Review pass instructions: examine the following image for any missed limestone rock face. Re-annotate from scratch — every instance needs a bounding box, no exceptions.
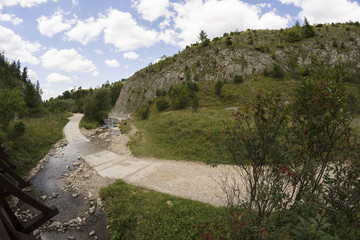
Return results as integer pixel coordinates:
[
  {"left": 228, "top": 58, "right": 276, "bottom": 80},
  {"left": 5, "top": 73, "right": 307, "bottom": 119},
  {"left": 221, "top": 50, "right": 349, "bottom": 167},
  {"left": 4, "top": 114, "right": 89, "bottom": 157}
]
[{"left": 111, "top": 28, "right": 360, "bottom": 117}]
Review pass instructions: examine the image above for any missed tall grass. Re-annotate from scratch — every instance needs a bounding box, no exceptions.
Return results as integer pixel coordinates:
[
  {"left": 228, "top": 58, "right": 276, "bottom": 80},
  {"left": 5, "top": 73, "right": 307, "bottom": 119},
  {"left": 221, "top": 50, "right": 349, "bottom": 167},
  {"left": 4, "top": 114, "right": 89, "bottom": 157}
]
[
  {"left": 130, "top": 108, "right": 233, "bottom": 163},
  {"left": 1, "top": 114, "right": 69, "bottom": 175}
]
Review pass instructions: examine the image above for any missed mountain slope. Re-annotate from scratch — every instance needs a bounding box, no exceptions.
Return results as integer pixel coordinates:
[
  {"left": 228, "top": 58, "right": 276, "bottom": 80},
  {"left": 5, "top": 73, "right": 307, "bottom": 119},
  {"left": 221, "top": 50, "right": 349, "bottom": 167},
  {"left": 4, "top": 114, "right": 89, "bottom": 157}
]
[{"left": 112, "top": 23, "right": 360, "bottom": 117}]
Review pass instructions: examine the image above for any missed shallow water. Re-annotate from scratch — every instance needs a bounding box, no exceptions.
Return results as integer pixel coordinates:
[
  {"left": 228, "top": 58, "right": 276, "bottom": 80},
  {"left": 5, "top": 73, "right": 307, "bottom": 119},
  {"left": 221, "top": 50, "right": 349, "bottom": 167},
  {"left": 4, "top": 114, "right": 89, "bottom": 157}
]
[{"left": 26, "top": 142, "right": 111, "bottom": 240}]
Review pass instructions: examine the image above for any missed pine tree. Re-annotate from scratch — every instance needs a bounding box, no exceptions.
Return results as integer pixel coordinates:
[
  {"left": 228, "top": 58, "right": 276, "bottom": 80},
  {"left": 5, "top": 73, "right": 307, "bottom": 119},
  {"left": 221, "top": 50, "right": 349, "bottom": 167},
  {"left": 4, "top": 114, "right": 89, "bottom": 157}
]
[{"left": 302, "top": 17, "right": 315, "bottom": 38}]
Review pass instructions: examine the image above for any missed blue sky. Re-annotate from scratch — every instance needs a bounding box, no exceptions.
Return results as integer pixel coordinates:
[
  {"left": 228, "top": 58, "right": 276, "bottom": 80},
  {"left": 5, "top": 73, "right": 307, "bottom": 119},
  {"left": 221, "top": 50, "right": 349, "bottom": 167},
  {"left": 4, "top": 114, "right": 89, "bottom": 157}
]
[{"left": 0, "top": 0, "right": 360, "bottom": 100}]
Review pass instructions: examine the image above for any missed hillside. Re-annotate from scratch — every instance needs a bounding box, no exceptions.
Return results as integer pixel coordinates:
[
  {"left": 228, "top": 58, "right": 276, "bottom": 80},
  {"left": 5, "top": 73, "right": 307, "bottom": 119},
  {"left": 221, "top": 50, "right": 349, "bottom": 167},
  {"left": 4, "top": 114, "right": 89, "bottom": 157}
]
[{"left": 112, "top": 22, "right": 360, "bottom": 116}]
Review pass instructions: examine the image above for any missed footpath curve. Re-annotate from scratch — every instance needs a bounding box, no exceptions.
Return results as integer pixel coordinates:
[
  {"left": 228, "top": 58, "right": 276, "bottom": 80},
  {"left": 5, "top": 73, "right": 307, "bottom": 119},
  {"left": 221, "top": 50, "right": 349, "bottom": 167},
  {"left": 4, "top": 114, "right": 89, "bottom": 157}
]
[{"left": 64, "top": 114, "right": 241, "bottom": 206}]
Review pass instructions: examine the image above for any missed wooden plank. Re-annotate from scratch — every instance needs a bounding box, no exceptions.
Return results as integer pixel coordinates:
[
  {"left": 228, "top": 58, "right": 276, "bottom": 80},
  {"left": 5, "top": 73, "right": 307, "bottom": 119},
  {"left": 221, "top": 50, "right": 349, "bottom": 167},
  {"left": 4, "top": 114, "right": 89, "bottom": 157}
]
[
  {"left": 0, "top": 160, "right": 30, "bottom": 189},
  {"left": 0, "top": 146, "right": 16, "bottom": 169}
]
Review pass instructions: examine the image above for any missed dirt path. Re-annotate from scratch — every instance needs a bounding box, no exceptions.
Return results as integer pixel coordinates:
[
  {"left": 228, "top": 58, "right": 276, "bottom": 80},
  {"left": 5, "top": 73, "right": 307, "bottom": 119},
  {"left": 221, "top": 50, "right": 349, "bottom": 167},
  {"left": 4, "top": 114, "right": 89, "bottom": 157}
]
[{"left": 68, "top": 114, "right": 242, "bottom": 206}]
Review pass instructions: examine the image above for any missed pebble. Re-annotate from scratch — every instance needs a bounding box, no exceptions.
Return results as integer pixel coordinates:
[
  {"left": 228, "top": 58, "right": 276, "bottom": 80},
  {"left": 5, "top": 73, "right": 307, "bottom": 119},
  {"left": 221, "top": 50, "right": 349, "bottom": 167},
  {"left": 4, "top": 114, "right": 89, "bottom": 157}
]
[
  {"left": 89, "top": 206, "right": 95, "bottom": 214},
  {"left": 67, "top": 236, "right": 76, "bottom": 240},
  {"left": 72, "top": 193, "right": 79, "bottom": 198},
  {"left": 40, "top": 195, "right": 47, "bottom": 201},
  {"left": 89, "top": 230, "right": 96, "bottom": 236},
  {"left": 23, "top": 187, "right": 32, "bottom": 192},
  {"left": 166, "top": 200, "right": 173, "bottom": 206}
]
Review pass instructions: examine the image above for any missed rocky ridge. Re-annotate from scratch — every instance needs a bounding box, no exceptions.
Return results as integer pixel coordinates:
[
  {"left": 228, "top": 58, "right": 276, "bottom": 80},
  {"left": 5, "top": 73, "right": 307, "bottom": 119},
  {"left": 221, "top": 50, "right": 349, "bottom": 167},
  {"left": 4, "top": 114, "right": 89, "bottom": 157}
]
[{"left": 112, "top": 24, "right": 360, "bottom": 117}]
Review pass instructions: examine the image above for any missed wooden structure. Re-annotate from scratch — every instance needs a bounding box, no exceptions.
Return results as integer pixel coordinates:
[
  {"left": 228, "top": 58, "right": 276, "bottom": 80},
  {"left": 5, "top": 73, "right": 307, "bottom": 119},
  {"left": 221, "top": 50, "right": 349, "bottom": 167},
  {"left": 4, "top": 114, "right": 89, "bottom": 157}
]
[{"left": 0, "top": 146, "right": 59, "bottom": 239}]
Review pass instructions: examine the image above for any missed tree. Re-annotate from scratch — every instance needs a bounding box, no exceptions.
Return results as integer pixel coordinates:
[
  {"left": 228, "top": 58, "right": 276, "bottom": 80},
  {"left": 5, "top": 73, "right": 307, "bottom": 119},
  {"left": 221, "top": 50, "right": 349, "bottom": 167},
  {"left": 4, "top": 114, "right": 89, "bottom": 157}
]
[
  {"left": 302, "top": 17, "right": 315, "bottom": 38},
  {"left": 0, "top": 88, "right": 25, "bottom": 129},
  {"left": 84, "top": 88, "right": 111, "bottom": 123},
  {"left": 198, "top": 30, "right": 210, "bottom": 47},
  {"left": 23, "top": 80, "right": 43, "bottom": 114},
  {"left": 110, "top": 81, "right": 123, "bottom": 106},
  {"left": 21, "top": 67, "right": 28, "bottom": 82}
]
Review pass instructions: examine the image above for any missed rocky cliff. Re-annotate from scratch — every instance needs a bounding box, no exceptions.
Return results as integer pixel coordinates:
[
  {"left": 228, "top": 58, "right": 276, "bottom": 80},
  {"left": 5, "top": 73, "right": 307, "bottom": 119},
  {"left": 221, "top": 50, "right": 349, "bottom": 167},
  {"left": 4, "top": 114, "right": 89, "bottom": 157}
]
[{"left": 112, "top": 23, "right": 360, "bottom": 117}]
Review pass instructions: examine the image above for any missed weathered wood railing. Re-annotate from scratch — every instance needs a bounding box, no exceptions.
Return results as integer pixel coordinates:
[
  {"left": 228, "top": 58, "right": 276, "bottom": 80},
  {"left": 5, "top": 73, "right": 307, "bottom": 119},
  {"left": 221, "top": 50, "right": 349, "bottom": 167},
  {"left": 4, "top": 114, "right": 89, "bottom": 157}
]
[{"left": 0, "top": 146, "right": 59, "bottom": 239}]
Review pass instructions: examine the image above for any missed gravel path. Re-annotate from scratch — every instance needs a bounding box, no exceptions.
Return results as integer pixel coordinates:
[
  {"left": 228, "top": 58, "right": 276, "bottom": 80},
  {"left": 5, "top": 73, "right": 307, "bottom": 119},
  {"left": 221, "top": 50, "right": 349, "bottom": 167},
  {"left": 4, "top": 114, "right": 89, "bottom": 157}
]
[{"left": 67, "top": 114, "right": 244, "bottom": 206}]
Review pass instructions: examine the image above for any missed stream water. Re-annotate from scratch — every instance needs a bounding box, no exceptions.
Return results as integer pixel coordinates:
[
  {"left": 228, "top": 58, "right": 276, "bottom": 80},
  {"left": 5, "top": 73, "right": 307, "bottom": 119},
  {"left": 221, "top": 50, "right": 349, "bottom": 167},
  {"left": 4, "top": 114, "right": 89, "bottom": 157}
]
[{"left": 25, "top": 142, "right": 111, "bottom": 240}]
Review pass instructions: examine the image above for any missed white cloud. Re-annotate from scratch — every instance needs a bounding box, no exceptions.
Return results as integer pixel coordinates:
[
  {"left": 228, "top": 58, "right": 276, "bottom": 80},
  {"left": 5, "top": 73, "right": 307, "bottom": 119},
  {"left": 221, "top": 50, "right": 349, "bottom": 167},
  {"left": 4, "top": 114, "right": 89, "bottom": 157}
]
[
  {"left": 40, "top": 48, "right": 96, "bottom": 73},
  {"left": 42, "top": 88, "right": 63, "bottom": 100},
  {"left": 105, "top": 59, "right": 120, "bottom": 67},
  {"left": 172, "top": 0, "right": 289, "bottom": 47},
  {"left": 0, "top": 10, "right": 23, "bottom": 25},
  {"left": 132, "top": 0, "right": 171, "bottom": 22},
  {"left": 103, "top": 9, "right": 158, "bottom": 51},
  {"left": 37, "top": 11, "right": 74, "bottom": 37},
  {"left": 46, "top": 72, "right": 72, "bottom": 83},
  {"left": 159, "top": 18, "right": 170, "bottom": 29},
  {"left": 65, "top": 16, "right": 106, "bottom": 45},
  {"left": 123, "top": 51, "right": 139, "bottom": 59},
  {"left": 158, "top": 29, "right": 178, "bottom": 45},
  {"left": 92, "top": 71, "right": 99, "bottom": 77},
  {"left": 0, "top": 0, "right": 47, "bottom": 8},
  {"left": 0, "top": 25, "right": 40, "bottom": 64},
  {"left": 72, "top": 0, "right": 78, "bottom": 6},
  {"left": 27, "top": 69, "right": 38, "bottom": 82},
  {"left": 94, "top": 49, "right": 103, "bottom": 55},
  {"left": 280, "top": 0, "right": 360, "bottom": 23},
  {"left": 64, "top": 8, "right": 159, "bottom": 51}
]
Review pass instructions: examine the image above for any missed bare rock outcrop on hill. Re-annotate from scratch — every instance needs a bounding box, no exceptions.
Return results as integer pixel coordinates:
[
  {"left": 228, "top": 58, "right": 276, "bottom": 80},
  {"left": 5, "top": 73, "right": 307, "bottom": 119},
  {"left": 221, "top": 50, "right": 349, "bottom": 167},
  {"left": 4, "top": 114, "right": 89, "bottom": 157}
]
[{"left": 112, "top": 26, "right": 360, "bottom": 117}]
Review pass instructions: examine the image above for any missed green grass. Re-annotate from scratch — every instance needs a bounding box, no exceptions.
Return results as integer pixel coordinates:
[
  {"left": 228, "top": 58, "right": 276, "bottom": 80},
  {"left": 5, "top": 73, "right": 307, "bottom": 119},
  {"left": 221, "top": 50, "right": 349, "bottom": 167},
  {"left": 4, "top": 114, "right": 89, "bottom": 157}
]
[
  {"left": 79, "top": 117, "right": 100, "bottom": 129},
  {"left": 1, "top": 114, "right": 70, "bottom": 175},
  {"left": 130, "top": 108, "right": 232, "bottom": 163},
  {"left": 128, "top": 75, "right": 296, "bottom": 163},
  {"left": 118, "top": 120, "right": 131, "bottom": 134},
  {"left": 100, "top": 180, "right": 228, "bottom": 240}
]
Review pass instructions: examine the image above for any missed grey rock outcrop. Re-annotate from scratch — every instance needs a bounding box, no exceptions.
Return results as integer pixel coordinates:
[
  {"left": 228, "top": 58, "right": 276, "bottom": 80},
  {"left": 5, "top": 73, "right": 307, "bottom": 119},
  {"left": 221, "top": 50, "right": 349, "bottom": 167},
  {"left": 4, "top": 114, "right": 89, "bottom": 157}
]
[{"left": 111, "top": 27, "right": 360, "bottom": 117}]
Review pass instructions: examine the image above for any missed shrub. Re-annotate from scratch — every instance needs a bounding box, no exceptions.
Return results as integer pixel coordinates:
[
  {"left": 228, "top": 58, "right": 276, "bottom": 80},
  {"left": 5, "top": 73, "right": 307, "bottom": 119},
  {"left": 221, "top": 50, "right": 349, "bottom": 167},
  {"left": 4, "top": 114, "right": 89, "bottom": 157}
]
[
  {"left": 139, "top": 104, "right": 150, "bottom": 119},
  {"left": 156, "top": 97, "right": 169, "bottom": 112},
  {"left": 155, "top": 89, "right": 162, "bottom": 97},
  {"left": 271, "top": 64, "right": 285, "bottom": 78},
  {"left": 192, "top": 96, "right": 199, "bottom": 112},
  {"left": 225, "top": 37, "right": 232, "bottom": 46},
  {"left": 222, "top": 64, "right": 359, "bottom": 238},
  {"left": 346, "top": 92, "right": 360, "bottom": 113},
  {"left": 186, "top": 81, "right": 199, "bottom": 92},
  {"left": 285, "top": 28, "right": 302, "bottom": 42},
  {"left": 7, "top": 121, "right": 26, "bottom": 142},
  {"left": 214, "top": 80, "right": 224, "bottom": 96},
  {"left": 332, "top": 39, "right": 338, "bottom": 48},
  {"left": 169, "top": 84, "right": 191, "bottom": 109},
  {"left": 255, "top": 44, "right": 270, "bottom": 53},
  {"left": 233, "top": 75, "right": 243, "bottom": 84}
]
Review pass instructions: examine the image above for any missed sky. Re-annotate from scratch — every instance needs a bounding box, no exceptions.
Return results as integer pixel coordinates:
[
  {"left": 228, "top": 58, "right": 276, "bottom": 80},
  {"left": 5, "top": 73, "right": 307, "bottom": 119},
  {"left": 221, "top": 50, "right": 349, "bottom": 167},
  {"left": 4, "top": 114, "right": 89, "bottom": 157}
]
[{"left": 1, "top": 0, "right": 360, "bottom": 100}]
